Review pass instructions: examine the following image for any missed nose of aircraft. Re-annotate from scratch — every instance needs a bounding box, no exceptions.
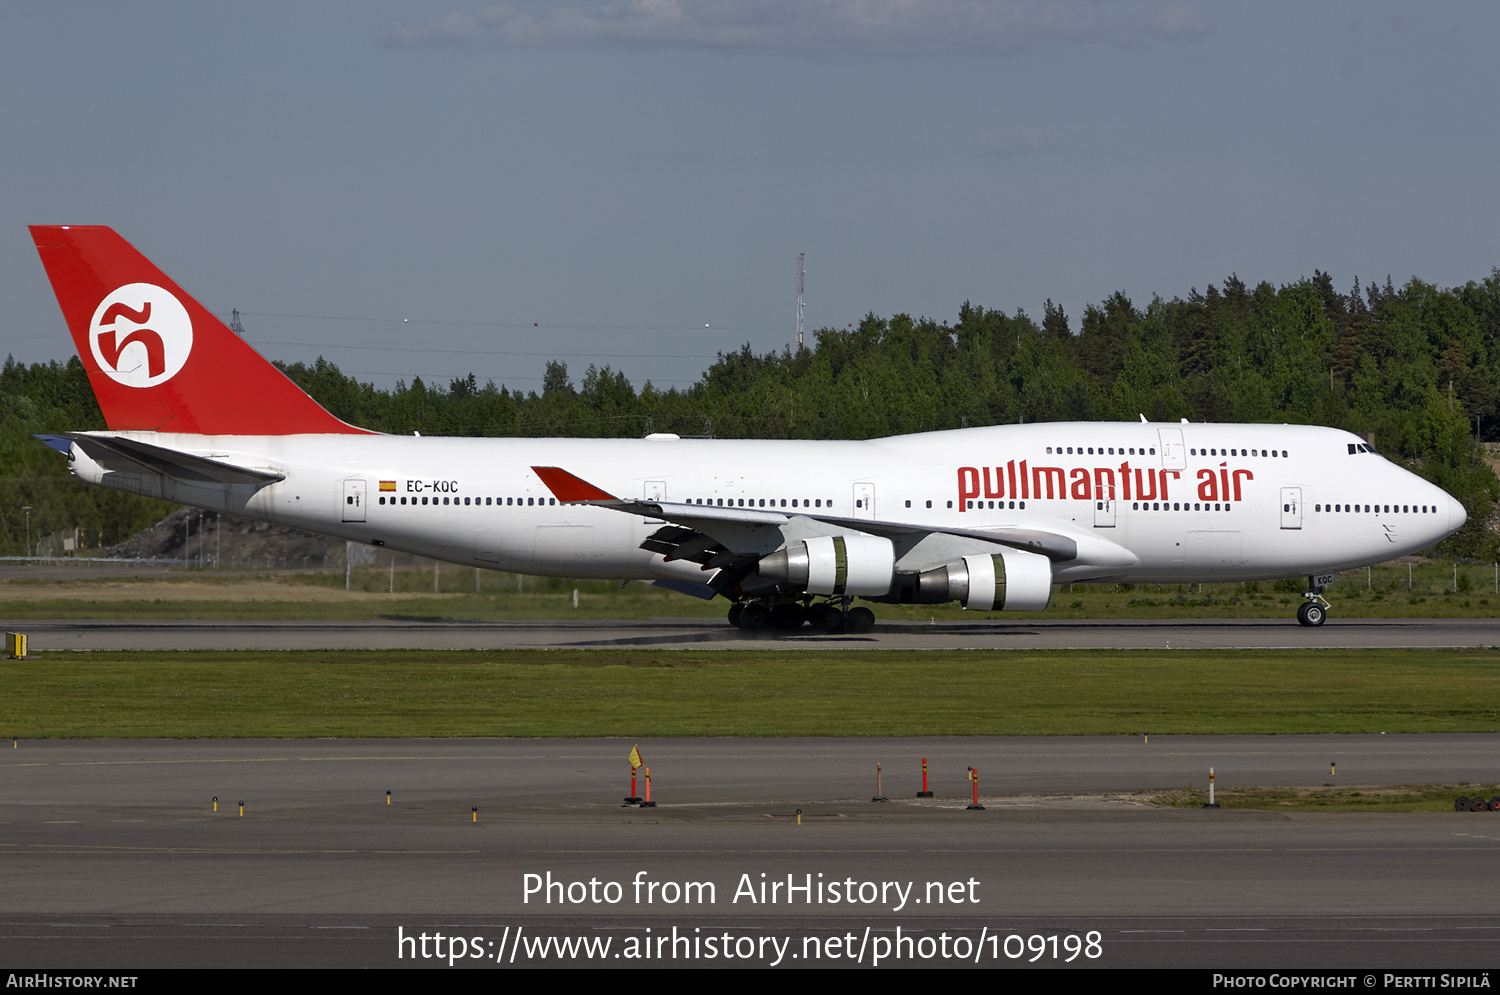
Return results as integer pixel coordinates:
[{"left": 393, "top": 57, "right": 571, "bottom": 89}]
[{"left": 1451, "top": 496, "right": 1468, "bottom": 533}]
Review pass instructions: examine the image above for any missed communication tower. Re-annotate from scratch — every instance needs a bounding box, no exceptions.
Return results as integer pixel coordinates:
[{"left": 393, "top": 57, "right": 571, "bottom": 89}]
[{"left": 796, "top": 253, "right": 805, "bottom": 352}]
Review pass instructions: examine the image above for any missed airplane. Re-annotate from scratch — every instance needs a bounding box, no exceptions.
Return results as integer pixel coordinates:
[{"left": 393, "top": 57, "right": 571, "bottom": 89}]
[{"left": 27, "top": 225, "right": 1467, "bottom": 631}]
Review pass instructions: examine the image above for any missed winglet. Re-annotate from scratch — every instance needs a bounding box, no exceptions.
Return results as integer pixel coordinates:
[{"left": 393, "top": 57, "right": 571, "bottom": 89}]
[{"left": 531, "top": 466, "right": 618, "bottom": 502}]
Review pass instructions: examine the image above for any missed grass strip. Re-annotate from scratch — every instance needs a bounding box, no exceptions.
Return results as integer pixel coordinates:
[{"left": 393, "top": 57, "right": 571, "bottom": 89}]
[
  {"left": 1, "top": 647, "right": 1498, "bottom": 739},
  {"left": 6, "top": 592, "right": 1500, "bottom": 620},
  {"left": 1146, "top": 783, "right": 1500, "bottom": 812}
]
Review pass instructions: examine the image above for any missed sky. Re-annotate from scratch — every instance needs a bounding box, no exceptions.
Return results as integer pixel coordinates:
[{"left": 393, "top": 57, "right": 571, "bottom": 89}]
[{"left": 2, "top": 1, "right": 1496, "bottom": 394}]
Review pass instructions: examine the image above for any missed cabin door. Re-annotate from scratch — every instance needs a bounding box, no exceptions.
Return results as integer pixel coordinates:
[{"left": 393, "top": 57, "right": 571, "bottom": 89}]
[
  {"left": 342, "top": 478, "right": 366, "bottom": 523},
  {"left": 1280, "top": 487, "right": 1303, "bottom": 529}
]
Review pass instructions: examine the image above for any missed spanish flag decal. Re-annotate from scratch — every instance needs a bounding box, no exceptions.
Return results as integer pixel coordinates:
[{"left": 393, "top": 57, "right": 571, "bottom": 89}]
[{"left": 379, "top": 480, "right": 397, "bottom": 492}]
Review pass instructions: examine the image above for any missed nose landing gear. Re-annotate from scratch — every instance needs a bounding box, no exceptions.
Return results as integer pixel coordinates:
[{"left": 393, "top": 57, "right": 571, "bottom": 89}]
[
  {"left": 1295, "top": 601, "right": 1326, "bottom": 626},
  {"left": 1297, "top": 576, "right": 1331, "bottom": 626}
]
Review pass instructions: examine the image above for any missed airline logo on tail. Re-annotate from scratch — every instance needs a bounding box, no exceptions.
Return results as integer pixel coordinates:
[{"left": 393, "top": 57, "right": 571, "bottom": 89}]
[{"left": 88, "top": 282, "right": 193, "bottom": 388}]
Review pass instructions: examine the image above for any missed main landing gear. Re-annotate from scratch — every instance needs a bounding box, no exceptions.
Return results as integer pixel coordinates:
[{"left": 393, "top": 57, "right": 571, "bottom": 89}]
[
  {"left": 729, "top": 598, "right": 875, "bottom": 634},
  {"left": 1297, "top": 577, "right": 1331, "bottom": 627}
]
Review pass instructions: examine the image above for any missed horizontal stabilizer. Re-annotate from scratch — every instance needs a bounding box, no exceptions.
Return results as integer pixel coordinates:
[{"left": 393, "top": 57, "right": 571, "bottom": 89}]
[
  {"left": 66, "top": 434, "right": 285, "bottom": 485},
  {"left": 34, "top": 434, "right": 73, "bottom": 455}
]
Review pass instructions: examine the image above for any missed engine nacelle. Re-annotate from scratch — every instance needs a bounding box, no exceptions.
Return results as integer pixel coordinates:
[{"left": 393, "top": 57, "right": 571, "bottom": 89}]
[
  {"left": 917, "top": 548, "right": 1053, "bottom": 611},
  {"left": 756, "top": 534, "right": 895, "bottom": 597}
]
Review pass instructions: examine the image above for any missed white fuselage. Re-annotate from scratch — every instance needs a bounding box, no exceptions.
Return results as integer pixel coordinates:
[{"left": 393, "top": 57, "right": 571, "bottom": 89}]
[{"left": 68, "top": 421, "right": 1465, "bottom": 586}]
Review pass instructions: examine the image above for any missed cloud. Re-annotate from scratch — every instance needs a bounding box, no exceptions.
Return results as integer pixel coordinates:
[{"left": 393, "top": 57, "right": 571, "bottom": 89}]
[{"left": 383, "top": 1, "right": 1214, "bottom": 58}]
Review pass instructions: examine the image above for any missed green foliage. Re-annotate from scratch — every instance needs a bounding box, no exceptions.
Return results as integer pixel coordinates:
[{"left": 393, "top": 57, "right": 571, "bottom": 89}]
[
  {"left": 0, "top": 356, "right": 172, "bottom": 553},
  {"left": 9, "top": 267, "right": 1500, "bottom": 557}
]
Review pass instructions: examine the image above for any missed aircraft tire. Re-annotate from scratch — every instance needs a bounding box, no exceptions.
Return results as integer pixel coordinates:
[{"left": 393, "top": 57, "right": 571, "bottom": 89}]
[
  {"left": 1457, "top": 797, "right": 1470, "bottom": 811},
  {"left": 846, "top": 607, "right": 876, "bottom": 633},
  {"left": 808, "top": 604, "right": 844, "bottom": 633},
  {"left": 742, "top": 603, "right": 772, "bottom": 629},
  {"left": 1296, "top": 602, "right": 1326, "bottom": 627},
  {"left": 727, "top": 604, "right": 744, "bottom": 628}
]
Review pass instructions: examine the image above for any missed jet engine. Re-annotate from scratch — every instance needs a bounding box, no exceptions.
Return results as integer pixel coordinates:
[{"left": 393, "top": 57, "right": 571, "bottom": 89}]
[
  {"left": 917, "top": 547, "right": 1053, "bottom": 611},
  {"left": 756, "top": 534, "right": 895, "bottom": 597}
]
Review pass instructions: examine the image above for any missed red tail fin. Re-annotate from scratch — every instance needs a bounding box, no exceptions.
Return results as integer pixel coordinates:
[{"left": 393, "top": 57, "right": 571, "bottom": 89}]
[{"left": 29, "top": 226, "right": 371, "bottom": 435}]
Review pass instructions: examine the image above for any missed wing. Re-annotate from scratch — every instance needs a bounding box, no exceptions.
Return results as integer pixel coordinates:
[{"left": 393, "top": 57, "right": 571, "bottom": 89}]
[{"left": 530, "top": 466, "right": 1080, "bottom": 566}]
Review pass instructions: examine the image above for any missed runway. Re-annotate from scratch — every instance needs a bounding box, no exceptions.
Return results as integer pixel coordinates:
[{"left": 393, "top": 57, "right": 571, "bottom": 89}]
[
  {"left": 9, "top": 615, "right": 1500, "bottom": 652},
  {"left": 3, "top": 736, "right": 1498, "bottom": 968}
]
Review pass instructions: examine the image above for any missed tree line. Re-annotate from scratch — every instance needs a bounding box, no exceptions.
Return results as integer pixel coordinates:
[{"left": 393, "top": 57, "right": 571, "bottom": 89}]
[{"left": 3, "top": 266, "right": 1498, "bottom": 557}]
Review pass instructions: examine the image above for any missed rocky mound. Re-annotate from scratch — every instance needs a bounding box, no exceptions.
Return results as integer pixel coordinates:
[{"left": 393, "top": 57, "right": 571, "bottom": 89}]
[{"left": 102, "top": 507, "right": 346, "bottom": 570}]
